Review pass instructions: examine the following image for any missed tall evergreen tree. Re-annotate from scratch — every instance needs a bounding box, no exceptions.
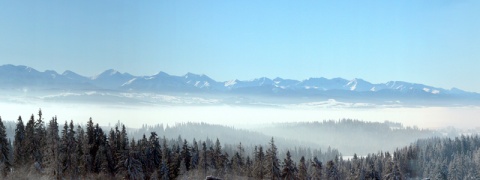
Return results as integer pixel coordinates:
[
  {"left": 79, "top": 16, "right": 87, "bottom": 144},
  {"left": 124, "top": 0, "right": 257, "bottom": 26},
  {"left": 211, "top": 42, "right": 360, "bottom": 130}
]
[
  {"left": 232, "top": 143, "right": 245, "bottom": 177},
  {"left": 231, "top": 151, "right": 244, "bottom": 177},
  {"left": 24, "top": 114, "right": 35, "bottom": 165},
  {"left": 281, "top": 151, "right": 296, "bottom": 180},
  {"left": 266, "top": 137, "right": 281, "bottom": 179},
  {"left": 181, "top": 139, "right": 191, "bottom": 172},
  {"left": 76, "top": 125, "right": 87, "bottom": 177},
  {"left": 297, "top": 156, "right": 308, "bottom": 180},
  {"left": 13, "top": 116, "right": 26, "bottom": 167},
  {"left": 67, "top": 120, "right": 79, "bottom": 177},
  {"left": 146, "top": 132, "right": 161, "bottom": 176},
  {"left": 253, "top": 145, "right": 266, "bottom": 179},
  {"left": 213, "top": 138, "right": 223, "bottom": 177},
  {"left": 190, "top": 138, "right": 199, "bottom": 171},
  {"left": 0, "top": 117, "right": 11, "bottom": 177},
  {"left": 311, "top": 157, "right": 323, "bottom": 179},
  {"left": 85, "top": 118, "right": 95, "bottom": 173},
  {"left": 198, "top": 141, "right": 209, "bottom": 178},
  {"left": 326, "top": 160, "right": 339, "bottom": 180},
  {"left": 45, "top": 116, "right": 60, "bottom": 178},
  {"left": 169, "top": 142, "right": 181, "bottom": 179},
  {"left": 245, "top": 155, "right": 253, "bottom": 178},
  {"left": 93, "top": 125, "right": 105, "bottom": 173},
  {"left": 59, "top": 121, "right": 75, "bottom": 177},
  {"left": 33, "top": 109, "right": 47, "bottom": 166},
  {"left": 108, "top": 128, "right": 118, "bottom": 173},
  {"left": 158, "top": 137, "right": 171, "bottom": 179}
]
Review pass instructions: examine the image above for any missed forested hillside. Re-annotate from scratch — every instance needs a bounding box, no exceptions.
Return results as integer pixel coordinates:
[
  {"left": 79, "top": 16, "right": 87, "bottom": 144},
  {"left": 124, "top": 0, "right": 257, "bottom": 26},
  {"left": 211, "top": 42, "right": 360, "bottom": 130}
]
[
  {"left": 130, "top": 122, "right": 335, "bottom": 161},
  {"left": 0, "top": 111, "right": 478, "bottom": 179},
  {"left": 256, "top": 120, "right": 440, "bottom": 155}
]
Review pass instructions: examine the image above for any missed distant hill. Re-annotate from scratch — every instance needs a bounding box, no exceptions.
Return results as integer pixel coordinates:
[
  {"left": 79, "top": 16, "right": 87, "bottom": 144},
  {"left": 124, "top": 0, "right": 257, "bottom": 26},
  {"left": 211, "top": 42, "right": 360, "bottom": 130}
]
[{"left": 253, "top": 119, "right": 444, "bottom": 155}]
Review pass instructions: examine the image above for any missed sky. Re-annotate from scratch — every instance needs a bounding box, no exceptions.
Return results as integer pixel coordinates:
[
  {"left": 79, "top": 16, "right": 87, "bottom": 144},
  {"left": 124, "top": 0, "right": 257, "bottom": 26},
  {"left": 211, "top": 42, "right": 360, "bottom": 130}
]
[{"left": 0, "top": 0, "right": 479, "bottom": 92}]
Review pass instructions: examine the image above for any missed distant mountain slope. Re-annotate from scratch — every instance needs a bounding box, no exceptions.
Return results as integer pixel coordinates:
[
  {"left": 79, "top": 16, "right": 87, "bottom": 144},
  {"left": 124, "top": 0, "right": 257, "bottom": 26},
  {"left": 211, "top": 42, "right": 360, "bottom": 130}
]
[
  {"left": 254, "top": 119, "right": 442, "bottom": 155},
  {"left": 0, "top": 64, "right": 478, "bottom": 105}
]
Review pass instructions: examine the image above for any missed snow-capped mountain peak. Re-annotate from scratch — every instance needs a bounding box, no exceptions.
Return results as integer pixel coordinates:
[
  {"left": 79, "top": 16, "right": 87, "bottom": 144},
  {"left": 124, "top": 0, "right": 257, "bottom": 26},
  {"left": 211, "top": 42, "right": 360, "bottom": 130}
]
[{"left": 0, "top": 64, "right": 477, "bottom": 101}]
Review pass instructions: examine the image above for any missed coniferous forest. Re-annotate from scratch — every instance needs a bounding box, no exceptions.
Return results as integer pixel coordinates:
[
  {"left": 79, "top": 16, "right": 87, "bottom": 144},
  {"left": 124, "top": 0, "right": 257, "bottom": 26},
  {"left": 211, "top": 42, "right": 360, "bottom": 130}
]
[{"left": 0, "top": 110, "right": 480, "bottom": 179}]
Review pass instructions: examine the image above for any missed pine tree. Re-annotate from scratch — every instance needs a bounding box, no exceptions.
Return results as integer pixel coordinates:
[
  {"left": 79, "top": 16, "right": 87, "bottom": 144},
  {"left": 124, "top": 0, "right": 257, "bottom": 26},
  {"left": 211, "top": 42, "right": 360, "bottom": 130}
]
[
  {"left": 76, "top": 125, "right": 87, "bottom": 177},
  {"left": 190, "top": 138, "right": 199, "bottom": 170},
  {"left": 85, "top": 118, "right": 95, "bottom": 173},
  {"left": 13, "top": 116, "right": 26, "bottom": 167},
  {"left": 158, "top": 137, "right": 171, "bottom": 179},
  {"left": 93, "top": 125, "right": 105, "bottom": 173},
  {"left": 266, "top": 137, "right": 281, "bottom": 179},
  {"left": 326, "top": 160, "right": 339, "bottom": 180},
  {"left": 146, "top": 132, "right": 161, "bottom": 176},
  {"left": 198, "top": 141, "right": 209, "bottom": 178},
  {"left": 121, "top": 124, "right": 129, "bottom": 151},
  {"left": 160, "top": 160, "right": 170, "bottom": 180},
  {"left": 232, "top": 143, "right": 245, "bottom": 177},
  {"left": 44, "top": 116, "right": 60, "bottom": 178},
  {"left": 245, "top": 155, "right": 253, "bottom": 178},
  {"left": 311, "top": 157, "right": 323, "bottom": 179},
  {"left": 169, "top": 143, "right": 181, "bottom": 179},
  {"left": 0, "top": 117, "right": 11, "bottom": 177},
  {"left": 24, "top": 114, "right": 35, "bottom": 165},
  {"left": 68, "top": 120, "right": 79, "bottom": 177},
  {"left": 33, "top": 109, "right": 47, "bottom": 167},
  {"left": 231, "top": 151, "right": 244, "bottom": 177},
  {"left": 108, "top": 128, "right": 118, "bottom": 169},
  {"left": 297, "top": 156, "right": 308, "bottom": 180},
  {"left": 213, "top": 139, "right": 222, "bottom": 167},
  {"left": 59, "top": 121, "right": 74, "bottom": 177},
  {"left": 281, "top": 150, "right": 296, "bottom": 180},
  {"left": 181, "top": 139, "right": 191, "bottom": 172},
  {"left": 90, "top": 123, "right": 104, "bottom": 173},
  {"left": 253, "top": 145, "right": 266, "bottom": 179}
]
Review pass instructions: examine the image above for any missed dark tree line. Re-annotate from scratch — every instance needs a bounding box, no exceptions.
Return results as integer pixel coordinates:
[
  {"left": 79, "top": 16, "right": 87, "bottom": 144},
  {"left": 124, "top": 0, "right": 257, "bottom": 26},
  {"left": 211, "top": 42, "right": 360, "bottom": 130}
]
[{"left": 0, "top": 110, "right": 479, "bottom": 179}]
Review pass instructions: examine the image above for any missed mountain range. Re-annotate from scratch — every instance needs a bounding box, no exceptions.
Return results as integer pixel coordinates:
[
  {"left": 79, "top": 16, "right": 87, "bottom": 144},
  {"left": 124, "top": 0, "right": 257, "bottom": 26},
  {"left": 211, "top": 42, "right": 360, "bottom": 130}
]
[{"left": 0, "top": 64, "right": 478, "bottom": 105}]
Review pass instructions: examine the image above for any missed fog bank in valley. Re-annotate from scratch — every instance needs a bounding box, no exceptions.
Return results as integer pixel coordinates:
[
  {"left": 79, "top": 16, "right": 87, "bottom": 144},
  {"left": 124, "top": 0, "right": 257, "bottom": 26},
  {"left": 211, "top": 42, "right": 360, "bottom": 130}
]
[{"left": 0, "top": 102, "right": 479, "bottom": 130}]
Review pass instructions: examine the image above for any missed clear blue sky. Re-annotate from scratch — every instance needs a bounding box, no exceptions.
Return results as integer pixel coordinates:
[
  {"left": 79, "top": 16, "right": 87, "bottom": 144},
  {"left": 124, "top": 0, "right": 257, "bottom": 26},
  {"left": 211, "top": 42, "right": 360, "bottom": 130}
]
[{"left": 1, "top": 0, "right": 479, "bottom": 92}]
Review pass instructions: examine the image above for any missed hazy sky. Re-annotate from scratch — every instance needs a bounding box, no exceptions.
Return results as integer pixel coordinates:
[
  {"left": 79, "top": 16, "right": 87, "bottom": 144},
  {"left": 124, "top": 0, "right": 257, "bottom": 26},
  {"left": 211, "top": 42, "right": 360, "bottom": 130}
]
[{"left": 1, "top": 1, "right": 479, "bottom": 92}]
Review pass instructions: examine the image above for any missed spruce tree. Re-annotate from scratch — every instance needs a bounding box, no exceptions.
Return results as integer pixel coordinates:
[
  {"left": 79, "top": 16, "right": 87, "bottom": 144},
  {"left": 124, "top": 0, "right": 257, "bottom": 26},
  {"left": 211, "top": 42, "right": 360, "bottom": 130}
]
[
  {"left": 281, "top": 151, "right": 296, "bottom": 180},
  {"left": 198, "top": 141, "right": 209, "bottom": 178},
  {"left": 266, "top": 137, "right": 281, "bottom": 179},
  {"left": 311, "top": 157, "right": 323, "bottom": 179},
  {"left": 213, "top": 138, "right": 223, "bottom": 170},
  {"left": 33, "top": 109, "right": 47, "bottom": 166},
  {"left": 232, "top": 143, "right": 245, "bottom": 176},
  {"left": 24, "top": 114, "right": 35, "bottom": 165},
  {"left": 169, "top": 143, "right": 181, "bottom": 179},
  {"left": 297, "top": 156, "right": 308, "bottom": 180},
  {"left": 0, "top": 117, "right": 11, "bottom": 177},
  {"left": 181, "top": 139, "right": 191, "bottom": 172},
  {"left": 76, "top": 125, "right": 87, "bottom": 177},
  {"left": 245, "top": 155, "right": 253, "bottom": 178},
  {"left": 67, "top": 120, "right": 78, "bottom": 177},
  {"left": 190, "top": 138, "right": 199, "bottom": 171},
  {"left": 326, "top": 160, "right": 339, "bottom": 180},
  {"left": 253, "top": 145, "right": 266, "bottom": 179},
  {"left": 84, "top": 118, "right": 95, "bottom": 174},
  {"left": 59, "top": 121, "right": 71, "bottom": 176},
  {"left": 45, "top": 116, "right": 60, "bottom": 178},
  {"left": 159, "top": 137, "right": 171, "bottom": 180},
  {"left": 148, "top": 132, "right": 161, "bottom": 174},
  {"left": 231, "top": 152, "right": 244, "bottom": 177},
  {"left": 13, "top": 116, "right": 26, "bottom": 167}
]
